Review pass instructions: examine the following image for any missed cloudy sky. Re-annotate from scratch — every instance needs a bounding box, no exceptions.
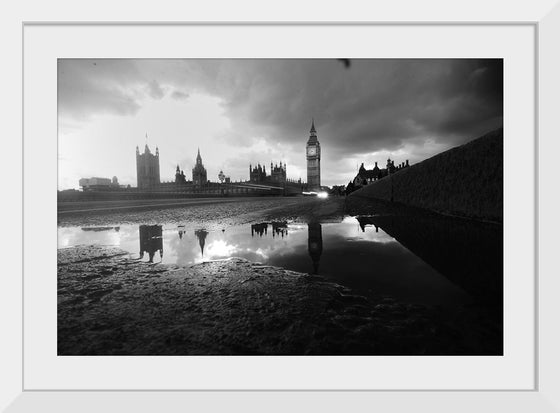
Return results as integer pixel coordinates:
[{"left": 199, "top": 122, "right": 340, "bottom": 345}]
[{"left": 58, "top": 59, "right": 503, "bottom": 189}]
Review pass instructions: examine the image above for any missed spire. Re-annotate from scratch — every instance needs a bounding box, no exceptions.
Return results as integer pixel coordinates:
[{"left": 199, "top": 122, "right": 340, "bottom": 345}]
[
  {"left": 308, "top": 118, "right": 318, "bottom": 142},
  {"left": 196, "top": 148, "right": 202, "bottom": 165}
]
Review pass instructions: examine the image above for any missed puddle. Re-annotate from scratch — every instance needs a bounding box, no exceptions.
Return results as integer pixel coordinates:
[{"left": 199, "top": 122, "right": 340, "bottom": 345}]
[{"left": 58, "top": 215, "right": 503, "bottom": 309}]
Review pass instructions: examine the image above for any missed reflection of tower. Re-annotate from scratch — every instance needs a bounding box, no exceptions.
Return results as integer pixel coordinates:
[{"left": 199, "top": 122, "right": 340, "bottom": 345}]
[
  {"left": 251, "top": 223, "right": 268, "bottom": 237},
  {"left": 307, "top": 223, "right": 323, "bottom": 275},
  {"left": 195, "top": 229, "right": 208, "bottom": 257},
  {"left": 138, "top": 225, "right": 163, "bottom": 263},
  {"left": 272, "top": 221, "right": 288, "bottom": 238},
  {"left": 178, "top": 225, "right": 185, "bottom": 239}
]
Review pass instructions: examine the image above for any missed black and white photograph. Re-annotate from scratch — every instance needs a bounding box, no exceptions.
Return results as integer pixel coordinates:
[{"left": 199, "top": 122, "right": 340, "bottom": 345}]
[{"left": 57, "top": 58, "right": 503, "bottom": 356}]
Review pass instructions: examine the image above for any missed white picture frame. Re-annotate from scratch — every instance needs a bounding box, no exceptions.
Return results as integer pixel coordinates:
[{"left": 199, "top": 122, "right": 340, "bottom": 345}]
[{"left": 4, "top": 0, "right": 559, "bottom": 410}]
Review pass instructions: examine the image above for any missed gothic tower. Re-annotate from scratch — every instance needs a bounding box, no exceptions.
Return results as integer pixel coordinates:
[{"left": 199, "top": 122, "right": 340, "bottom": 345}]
[
  {"left": 192, "top": 148, "right": 208, "bottom": 186},
  {"left": 136, "top": 135, "right": 160, "bottom": 190},
  {"left": 306, "top": 119, "right": 321, "bottom": 191}
]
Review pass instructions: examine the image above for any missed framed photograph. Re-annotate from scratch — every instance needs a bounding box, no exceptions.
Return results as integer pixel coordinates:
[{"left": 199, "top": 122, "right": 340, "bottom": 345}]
[{"left": 5, "top": 0, "right": 559, "bottom": 411}]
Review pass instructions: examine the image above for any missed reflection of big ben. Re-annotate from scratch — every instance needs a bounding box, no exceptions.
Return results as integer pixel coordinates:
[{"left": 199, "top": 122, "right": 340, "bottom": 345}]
[
  {"left": 308, "top": 223, "right": 323, "bottom": 275},
  {"left": 138, "top": 225, "right": 163, "bottom": 263},
  {"left": 306, "top": 119, "right": 321, "bottom": 191}
]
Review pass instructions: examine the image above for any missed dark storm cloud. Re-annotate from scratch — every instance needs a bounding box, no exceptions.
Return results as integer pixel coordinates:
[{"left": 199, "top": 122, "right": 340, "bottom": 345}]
[
  {"left": 58, "top": 58, "right": 502, "bottom": 165},
  {"left": 177, "top": 59, "right": 502, "bottom": 161}
]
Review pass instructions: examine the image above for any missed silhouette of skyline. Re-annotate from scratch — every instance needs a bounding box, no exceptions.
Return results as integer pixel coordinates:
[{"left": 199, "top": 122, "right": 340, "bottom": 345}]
[{"left": 58, "top": 59, "right": 503, "bottom": 190}]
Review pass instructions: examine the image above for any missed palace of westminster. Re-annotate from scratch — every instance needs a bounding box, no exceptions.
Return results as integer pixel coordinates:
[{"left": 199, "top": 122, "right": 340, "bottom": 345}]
[
  {"left": 78, "top": 119, "right": 412, "bottom": 195},
  {"left": 134, "top": 119, "right": 322, "bottom": 192}
]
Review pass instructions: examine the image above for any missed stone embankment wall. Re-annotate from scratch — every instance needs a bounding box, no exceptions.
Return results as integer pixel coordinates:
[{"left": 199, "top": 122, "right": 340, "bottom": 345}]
[{"left": 348, "top": 129, "right": 503, "bottom": 222}]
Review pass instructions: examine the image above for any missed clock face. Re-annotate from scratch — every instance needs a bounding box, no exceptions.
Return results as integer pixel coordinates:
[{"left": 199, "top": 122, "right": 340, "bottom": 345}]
[{"left": 307, "top": 146, "right": 317, "bottom": 156}]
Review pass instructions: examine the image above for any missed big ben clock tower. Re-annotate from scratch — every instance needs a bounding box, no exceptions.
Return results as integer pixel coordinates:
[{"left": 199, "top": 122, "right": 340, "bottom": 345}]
[{"left": 306, "top": 119, "right": 321, "bottom": 191}]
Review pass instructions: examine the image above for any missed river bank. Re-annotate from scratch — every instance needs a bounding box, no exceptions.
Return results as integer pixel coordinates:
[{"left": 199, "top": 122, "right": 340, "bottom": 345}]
[
  {"left": 58, "top": 245, "right": 501, "bottom": 355},
  {"left": 58, "top": 196, "right": 346, "bottom": 227},
  {"left": 57, "top": 195, "right": 502, "bottom": 355}
]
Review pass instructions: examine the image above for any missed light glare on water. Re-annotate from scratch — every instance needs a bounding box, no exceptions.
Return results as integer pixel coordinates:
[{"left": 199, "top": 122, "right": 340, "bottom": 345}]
[{"left": 58, "top": 216, "right": 474, "bottom": 308}]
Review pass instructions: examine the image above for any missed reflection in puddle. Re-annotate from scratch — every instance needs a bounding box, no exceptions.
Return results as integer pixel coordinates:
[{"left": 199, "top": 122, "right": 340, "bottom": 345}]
[
  {"left": 272, "top": 222, "right": 288, "bottom": 238},
  {"left": 139, "top": 225, "right": 163, "bottom": 263},
  {"left": 251, "top": 223, "right": 268, "bottom": 237},
  {"left": 308, "top": 223, "right": 322, "bottom": 275},
  {"left": 194, "top": 229, "right": 208, "bottom": 257},
  {"left": 58, "top": 214, "right": 501, "bottom": 310},
  {"left": 178, "top": 225, "right": 185, "bottom": 240}
]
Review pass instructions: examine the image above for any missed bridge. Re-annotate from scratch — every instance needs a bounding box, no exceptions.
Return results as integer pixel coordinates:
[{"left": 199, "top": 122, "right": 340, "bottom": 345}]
[
  {"left": 217, "top": 181, "right": 306, "bottom": 196},
  {"left": 58, "top": 180, "right": 307, "bottom": 203},
  {"left": 151, "top": 180, "right": 307, "bottom": 197}
]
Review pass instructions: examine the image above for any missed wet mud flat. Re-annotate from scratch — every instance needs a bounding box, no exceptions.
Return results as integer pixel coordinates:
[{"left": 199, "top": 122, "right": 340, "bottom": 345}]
[
  {"left": 58, "top": 245, "right": 502, "bottom": 355},
  {"left": 58, "top": 196, "right": 346, "bottom": 228}
]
